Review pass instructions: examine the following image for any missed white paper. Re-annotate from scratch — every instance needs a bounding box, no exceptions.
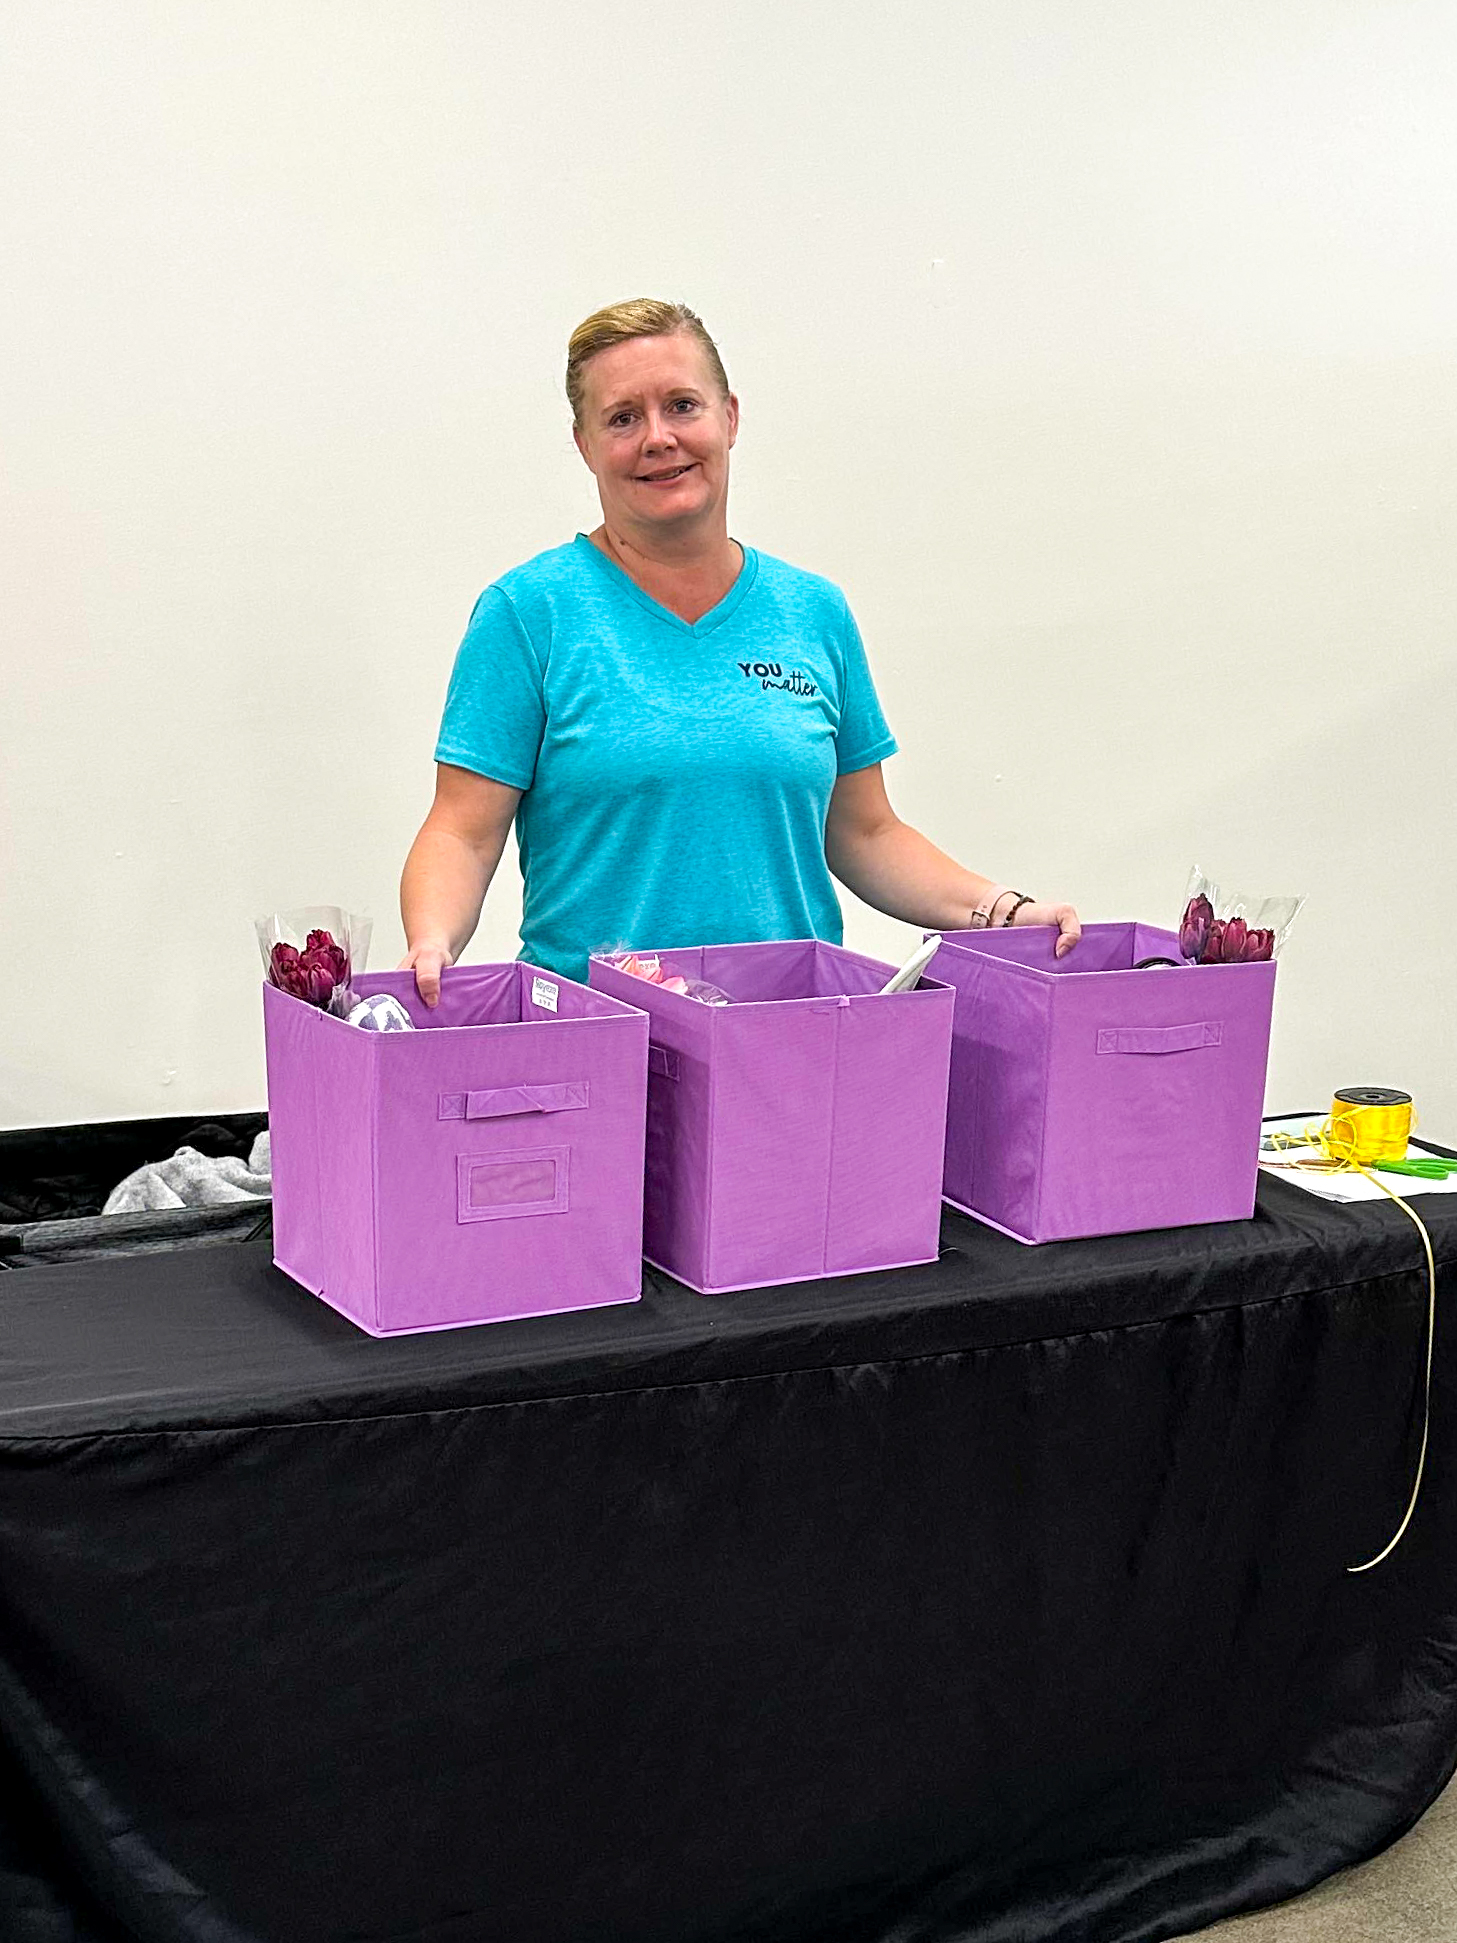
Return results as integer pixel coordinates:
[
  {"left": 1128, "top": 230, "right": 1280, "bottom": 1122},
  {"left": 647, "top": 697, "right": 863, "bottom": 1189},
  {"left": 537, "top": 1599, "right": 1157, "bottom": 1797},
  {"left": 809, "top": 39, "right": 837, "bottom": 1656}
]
[{"left": 1258, "top": 1114, "right": 1457, "bottom": 1203}]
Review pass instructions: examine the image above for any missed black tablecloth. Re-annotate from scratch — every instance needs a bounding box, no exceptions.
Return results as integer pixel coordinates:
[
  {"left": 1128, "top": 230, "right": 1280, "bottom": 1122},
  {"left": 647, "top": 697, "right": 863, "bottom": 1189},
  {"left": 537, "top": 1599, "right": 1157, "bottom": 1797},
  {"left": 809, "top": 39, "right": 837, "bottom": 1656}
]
[{"left": 1, "top": 1174, "right": 1455, "bottom": 1943}]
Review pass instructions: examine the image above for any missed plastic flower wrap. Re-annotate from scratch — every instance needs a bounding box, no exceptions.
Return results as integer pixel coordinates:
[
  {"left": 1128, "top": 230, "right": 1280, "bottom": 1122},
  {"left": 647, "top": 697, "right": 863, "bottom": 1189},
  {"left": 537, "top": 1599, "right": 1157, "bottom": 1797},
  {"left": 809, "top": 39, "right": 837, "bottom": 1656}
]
[
  {"left": 255, "top": 907, "right": 372, "bottom": 1017},
  {"left": 1177, "top": 869, "right": 1304, "bottom": 966},
  {"left": 602, "top": 950, "right": 733, "bottom": 1005}
]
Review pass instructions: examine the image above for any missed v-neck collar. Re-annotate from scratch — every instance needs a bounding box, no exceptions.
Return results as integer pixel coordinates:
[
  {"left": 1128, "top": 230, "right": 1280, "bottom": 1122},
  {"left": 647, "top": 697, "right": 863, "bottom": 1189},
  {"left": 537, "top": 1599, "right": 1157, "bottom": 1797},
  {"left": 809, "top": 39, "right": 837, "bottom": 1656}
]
[{"left": 575, "top": 532, "right": 757, "bottom": 638}]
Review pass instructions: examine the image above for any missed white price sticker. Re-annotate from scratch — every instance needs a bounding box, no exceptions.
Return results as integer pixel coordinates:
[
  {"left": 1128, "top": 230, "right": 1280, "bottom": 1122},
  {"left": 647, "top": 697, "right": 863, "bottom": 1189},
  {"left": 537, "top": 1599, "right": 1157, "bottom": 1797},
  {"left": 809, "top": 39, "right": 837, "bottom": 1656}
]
[{"left": 531, "top": 977, "right": 559, "bottom": 1013}]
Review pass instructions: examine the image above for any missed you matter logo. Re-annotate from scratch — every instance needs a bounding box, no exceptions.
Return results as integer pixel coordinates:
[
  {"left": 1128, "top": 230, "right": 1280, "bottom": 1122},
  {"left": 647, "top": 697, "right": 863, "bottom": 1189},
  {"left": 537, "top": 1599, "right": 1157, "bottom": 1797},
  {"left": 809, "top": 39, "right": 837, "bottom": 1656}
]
[{"left": 736, "top": 660, "right": 818, "bottom": 697}]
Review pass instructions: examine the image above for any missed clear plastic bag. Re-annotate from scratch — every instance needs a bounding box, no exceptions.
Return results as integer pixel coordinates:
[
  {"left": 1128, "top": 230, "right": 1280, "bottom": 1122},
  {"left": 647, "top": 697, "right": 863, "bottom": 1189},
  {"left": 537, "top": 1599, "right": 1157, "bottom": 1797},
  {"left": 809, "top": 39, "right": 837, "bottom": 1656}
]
[
  {"left": 255, "top": 907, "right": 372, "bottom": 1017},
  {"left": 1177, "top": 868, "right": 1305, "bottom": 965},
  {"left": 601, "top": 951, "right": 733, "bottom": 1005}
]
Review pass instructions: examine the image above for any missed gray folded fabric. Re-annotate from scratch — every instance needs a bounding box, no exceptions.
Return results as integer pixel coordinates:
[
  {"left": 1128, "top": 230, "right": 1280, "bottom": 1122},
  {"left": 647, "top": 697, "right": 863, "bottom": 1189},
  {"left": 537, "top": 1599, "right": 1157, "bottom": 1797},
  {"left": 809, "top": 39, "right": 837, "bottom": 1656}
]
[{"left": 103, "top": 1132, "right": 271, "bottom": 1215}]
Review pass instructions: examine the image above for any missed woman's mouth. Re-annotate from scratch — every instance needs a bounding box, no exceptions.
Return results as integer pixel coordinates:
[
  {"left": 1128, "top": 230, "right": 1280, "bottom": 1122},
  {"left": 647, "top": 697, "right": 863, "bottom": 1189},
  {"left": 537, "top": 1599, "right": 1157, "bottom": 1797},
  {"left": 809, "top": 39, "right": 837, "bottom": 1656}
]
[{"left": 637, "top": 464, "right": 695, "bottom": 484}]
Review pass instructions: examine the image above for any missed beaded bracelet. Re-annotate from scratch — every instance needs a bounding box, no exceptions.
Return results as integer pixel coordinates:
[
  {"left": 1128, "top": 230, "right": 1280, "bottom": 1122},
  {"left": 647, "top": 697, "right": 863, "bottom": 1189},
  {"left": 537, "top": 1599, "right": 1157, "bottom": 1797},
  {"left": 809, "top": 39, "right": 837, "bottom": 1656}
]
[{"left": 999, "top": 894, "right": 1035, "bottom": 927}]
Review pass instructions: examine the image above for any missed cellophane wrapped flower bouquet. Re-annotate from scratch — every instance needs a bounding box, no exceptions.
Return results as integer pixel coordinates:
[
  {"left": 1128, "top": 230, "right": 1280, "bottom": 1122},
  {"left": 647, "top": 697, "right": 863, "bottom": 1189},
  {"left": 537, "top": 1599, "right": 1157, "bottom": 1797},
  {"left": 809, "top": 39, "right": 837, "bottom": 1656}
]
[
  {"left": 1177, "top": 868, "right": 1304, "bottom": 966},
  {"left": 255, "top": 907, "right": 371, "bottom": 1017}
]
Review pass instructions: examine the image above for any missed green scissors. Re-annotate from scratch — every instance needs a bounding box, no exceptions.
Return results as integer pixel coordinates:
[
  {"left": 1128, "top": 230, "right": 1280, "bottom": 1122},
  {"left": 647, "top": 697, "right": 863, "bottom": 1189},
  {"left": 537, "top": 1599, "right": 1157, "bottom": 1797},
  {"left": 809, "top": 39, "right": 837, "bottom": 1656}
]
[{"left": 1372, "top": 1155, "right": 1457, "bottom": 1180}]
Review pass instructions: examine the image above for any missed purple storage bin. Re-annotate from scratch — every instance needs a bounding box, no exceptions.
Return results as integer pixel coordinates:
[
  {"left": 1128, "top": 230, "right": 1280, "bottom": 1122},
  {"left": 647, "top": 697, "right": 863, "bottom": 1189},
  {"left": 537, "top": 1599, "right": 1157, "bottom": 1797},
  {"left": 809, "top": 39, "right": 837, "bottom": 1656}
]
[
  {"left": 262, "top": 963, "right": 649, "bottom": 1334},
  {"left": 588, "top": 940, "right": 955, "bottom": 1294},
  {"left": 931, "top": 923, "right": 1276, "bottom": 1243}
]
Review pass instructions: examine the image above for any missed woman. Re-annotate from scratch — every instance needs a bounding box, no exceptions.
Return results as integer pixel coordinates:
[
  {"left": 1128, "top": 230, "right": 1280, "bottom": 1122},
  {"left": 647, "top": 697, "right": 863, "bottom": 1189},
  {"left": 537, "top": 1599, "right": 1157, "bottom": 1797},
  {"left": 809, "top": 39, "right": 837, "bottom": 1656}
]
[{"left": 401, "top": 299, "right": 1078, "bottom": 1003}]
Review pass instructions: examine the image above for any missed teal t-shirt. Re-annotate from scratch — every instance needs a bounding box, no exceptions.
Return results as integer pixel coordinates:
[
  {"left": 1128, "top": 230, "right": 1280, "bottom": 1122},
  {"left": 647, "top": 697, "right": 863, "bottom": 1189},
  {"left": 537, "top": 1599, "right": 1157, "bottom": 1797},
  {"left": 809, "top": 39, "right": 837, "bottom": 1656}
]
[{"left": 434, "top": 535, "right": 897, "bottom": 981}]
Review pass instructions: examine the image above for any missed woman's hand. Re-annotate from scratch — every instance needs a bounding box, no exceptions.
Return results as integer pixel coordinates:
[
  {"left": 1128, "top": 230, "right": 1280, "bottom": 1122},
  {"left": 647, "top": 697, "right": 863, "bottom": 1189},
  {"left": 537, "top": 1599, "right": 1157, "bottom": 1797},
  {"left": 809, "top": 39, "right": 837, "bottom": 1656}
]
[
  {"left": 1009, "top": 899, "right": 1081, "bottom": 959},
  {"left": 398, "top": 940, "right": 455, "bottom": 1009}
]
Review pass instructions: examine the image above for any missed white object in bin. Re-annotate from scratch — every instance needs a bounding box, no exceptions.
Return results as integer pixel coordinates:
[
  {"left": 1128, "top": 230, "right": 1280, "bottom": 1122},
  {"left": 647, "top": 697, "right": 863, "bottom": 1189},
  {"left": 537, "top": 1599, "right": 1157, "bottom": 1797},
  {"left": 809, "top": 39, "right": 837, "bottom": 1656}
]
[
  {"left": 347, "top": 994, "right": 416, "bottom": 1032},
  {"left": 880, "top": 933, "right": 942, "bottom": 995}
]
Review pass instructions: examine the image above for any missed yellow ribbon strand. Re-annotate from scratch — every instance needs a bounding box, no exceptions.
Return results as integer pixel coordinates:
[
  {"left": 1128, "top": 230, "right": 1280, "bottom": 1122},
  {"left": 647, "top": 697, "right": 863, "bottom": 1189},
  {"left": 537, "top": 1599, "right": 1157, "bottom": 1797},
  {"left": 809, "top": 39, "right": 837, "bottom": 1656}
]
[
  {"left": 1268, "top": 1097, "right": 1436, "bottom": 1573},
  {"left": 1345, "top": 1164, "right": 1435, "bottom": 1575}
]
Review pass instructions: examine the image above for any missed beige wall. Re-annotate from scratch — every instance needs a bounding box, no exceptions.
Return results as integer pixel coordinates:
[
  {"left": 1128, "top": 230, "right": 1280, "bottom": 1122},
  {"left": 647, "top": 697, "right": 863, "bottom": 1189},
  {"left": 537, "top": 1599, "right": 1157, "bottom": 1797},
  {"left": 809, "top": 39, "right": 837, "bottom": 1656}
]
[{"left": 3, "top": 1, "right": 1453, "bottom": 1132}]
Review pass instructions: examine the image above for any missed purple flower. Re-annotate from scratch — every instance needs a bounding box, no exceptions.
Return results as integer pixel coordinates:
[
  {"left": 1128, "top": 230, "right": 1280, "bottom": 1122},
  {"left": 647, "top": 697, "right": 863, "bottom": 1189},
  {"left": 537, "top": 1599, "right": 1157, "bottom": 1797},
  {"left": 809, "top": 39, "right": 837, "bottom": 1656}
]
[
  {"left": 1179, "top": 894, "right": 1214, "bottom": 962},
  {"left": 1244, "top": 927, "right": 1274, "bottom": 962}
]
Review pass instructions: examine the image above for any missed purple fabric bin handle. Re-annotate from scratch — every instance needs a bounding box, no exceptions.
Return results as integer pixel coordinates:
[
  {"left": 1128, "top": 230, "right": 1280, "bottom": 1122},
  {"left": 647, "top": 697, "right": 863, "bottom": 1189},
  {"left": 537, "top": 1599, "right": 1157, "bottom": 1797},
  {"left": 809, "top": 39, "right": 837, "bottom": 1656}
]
[
  {"left": 438, "top": 1083, "right": 590, "bottom": 1121},
  {"left": 648, "top": 1045, "right": 680, "bottom": 1082},
  {"left": 1095, "top": 1022, "right": 1223, "bottom": 1056}
]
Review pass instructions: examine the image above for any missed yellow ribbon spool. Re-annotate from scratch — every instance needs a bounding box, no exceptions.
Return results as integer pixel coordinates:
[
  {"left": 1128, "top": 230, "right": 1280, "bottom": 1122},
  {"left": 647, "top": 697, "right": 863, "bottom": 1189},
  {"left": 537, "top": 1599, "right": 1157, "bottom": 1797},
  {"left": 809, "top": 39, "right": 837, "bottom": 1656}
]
[{"left": 1326, "top": 1086, "right": 1413, "bottom": 1164}]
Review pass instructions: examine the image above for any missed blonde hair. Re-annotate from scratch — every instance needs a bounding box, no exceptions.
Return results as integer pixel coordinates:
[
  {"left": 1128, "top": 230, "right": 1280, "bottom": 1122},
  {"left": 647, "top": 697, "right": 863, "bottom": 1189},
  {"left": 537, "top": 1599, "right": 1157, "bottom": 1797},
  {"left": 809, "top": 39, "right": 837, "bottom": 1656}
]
[{"left": 566, "top": 298, "right": 730, "bottom": 427}]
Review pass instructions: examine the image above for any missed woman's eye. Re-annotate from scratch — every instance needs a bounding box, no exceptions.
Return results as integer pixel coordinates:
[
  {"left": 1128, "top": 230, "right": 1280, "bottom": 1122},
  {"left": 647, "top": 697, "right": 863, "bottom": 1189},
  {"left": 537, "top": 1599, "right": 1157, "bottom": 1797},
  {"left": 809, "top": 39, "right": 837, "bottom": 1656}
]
[
  {"left": 609, "top": 412, "right": 634, "bottom": 428},
  {"left": 670, "top": 398, "right": 698, "bottom": 413}
]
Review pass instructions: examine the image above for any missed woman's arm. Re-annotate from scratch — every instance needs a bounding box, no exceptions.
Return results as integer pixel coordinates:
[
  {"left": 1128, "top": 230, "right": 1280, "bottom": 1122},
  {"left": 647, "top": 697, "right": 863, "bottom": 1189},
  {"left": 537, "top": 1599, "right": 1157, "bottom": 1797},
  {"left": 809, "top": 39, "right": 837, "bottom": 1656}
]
[
  {"left": 824, "top": 764, "right": 1081, "bottom": 958},
  {"left": 399, "top": 763, "right": 524, "bottom": 1005}
]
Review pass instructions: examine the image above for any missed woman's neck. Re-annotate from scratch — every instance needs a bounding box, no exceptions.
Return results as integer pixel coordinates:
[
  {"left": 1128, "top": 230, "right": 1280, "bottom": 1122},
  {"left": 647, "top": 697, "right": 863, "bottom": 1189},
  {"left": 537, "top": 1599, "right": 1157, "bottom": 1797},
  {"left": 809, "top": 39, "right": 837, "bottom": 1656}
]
[{"left": 590, "top": 522, "right": 742, "bottom": 626}]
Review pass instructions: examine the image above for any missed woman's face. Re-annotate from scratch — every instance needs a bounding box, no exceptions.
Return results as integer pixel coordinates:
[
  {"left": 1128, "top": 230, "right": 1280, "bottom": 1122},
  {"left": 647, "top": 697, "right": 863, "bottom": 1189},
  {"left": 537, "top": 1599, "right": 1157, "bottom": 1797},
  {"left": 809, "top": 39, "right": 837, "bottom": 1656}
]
[{"left": 574, "top": 332, "right": 739, "bottom": 540}]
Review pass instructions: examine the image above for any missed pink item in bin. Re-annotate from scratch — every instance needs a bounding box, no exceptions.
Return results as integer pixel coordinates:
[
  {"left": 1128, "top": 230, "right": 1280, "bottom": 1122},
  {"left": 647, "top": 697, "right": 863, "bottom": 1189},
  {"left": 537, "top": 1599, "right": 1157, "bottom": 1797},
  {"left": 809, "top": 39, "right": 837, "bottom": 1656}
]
[
  {"left": 929, "top": 923, "right": 1276, "bottom": 1243},
  {"left": 589, "top": 939, "right": 955, "bottom": 1294},
  {"left": 602, "top": 951, "right": 732, "bottom": 1005},
  {"left": 262, "top": 963, "right": 649, "bottom": 1334}
]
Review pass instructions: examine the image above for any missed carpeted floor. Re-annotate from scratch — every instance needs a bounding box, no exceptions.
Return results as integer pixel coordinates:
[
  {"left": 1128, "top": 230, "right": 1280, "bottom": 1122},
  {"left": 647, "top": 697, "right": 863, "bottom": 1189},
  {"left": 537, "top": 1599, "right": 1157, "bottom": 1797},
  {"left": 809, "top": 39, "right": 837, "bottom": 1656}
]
[{"left": 1176, "top": 1772, "right": 1457, "bottom": 1940}]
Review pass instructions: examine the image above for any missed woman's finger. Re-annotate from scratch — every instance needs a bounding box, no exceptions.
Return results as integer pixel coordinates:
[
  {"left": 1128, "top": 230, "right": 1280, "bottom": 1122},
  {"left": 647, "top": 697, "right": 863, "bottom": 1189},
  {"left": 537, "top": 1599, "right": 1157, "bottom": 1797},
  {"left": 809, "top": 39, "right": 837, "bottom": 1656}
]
[
  {"left": 397, "top": 948, "right": 447, "bottom": 1008},
  {"left": 1011, "top": 899, "right": 1082, "bottom": 957},
  {"left": 417, "top": 959, "right": 442, "bottom": 1007}
]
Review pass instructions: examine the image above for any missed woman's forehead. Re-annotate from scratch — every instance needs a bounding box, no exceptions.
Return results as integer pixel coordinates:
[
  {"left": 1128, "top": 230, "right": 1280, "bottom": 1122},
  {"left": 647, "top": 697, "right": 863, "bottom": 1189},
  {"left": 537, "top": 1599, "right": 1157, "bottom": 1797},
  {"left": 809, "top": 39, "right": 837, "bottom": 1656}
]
[{"left": 584, "top": 333, "right": 717, "bottom": 411}]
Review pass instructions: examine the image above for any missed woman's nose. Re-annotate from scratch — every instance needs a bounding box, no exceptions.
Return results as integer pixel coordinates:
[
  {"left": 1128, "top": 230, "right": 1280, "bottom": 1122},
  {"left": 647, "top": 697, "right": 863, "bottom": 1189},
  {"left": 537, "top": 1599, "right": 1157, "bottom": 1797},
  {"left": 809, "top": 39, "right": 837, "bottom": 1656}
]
[{"left": 641, "top": 410, "right": 677, "bottom": 450}]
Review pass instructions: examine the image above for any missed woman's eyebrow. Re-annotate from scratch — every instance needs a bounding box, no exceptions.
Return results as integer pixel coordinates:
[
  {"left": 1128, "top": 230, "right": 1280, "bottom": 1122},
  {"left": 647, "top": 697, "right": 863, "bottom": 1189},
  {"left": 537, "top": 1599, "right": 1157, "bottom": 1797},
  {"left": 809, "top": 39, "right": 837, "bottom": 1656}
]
[{"left": 601, "top": 385, "right": 705, "bottom": 417}]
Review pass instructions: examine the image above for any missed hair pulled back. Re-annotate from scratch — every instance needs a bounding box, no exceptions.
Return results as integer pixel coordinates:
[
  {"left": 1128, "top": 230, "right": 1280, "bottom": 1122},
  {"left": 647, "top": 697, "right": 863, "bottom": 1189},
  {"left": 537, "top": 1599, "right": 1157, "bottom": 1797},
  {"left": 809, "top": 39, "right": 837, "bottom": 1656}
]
[{"left": 566, "top": 299, "right": 730, "bottom": 427}]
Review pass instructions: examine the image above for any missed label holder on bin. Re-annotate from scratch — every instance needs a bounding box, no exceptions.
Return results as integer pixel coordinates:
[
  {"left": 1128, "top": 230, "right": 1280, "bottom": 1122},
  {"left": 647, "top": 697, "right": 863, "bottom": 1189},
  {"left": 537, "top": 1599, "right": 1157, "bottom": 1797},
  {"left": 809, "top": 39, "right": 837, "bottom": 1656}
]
[{"left": 456, "top": 1147, "right": 570, "bottom": 1223}]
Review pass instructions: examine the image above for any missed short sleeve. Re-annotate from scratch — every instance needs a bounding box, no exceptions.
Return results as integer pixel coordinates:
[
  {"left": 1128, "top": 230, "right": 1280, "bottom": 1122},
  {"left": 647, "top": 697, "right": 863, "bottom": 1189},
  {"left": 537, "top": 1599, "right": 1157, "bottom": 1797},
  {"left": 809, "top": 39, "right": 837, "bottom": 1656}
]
[
  {"left": 434, "top": 587, "right": 546, "bottom": 792},
  {"left": 833, "top": 594, "right": 898, "bottom": 775}
]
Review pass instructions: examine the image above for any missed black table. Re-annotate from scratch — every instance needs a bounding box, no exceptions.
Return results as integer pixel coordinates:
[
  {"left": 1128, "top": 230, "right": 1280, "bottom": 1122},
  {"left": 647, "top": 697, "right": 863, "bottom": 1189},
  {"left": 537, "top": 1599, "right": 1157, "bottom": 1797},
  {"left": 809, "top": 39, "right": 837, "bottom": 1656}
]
[{"left": 1, "top": 1173, "right": 1454, "bottom": 1943}]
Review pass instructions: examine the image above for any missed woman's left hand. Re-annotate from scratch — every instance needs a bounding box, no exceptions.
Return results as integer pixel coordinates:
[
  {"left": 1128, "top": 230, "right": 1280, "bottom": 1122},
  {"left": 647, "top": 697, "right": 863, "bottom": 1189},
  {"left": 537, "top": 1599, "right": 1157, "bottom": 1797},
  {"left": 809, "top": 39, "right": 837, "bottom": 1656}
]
[{"left": 1011, "top": 900, "right": 1082, "bottom": 959}]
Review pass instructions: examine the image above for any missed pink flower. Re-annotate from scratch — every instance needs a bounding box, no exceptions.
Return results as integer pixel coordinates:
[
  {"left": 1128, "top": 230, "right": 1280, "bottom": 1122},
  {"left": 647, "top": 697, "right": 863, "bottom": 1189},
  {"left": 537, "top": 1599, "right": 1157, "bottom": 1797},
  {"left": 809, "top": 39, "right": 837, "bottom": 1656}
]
[
  {"left": 304, "top": 929, "right": 349, "bottom": 985},
  {"left": 299, "top": 953, "right": 337, "bottom": 1006},
  {"left": 270, "top": 931, "right": 348, "bottom": 1007},
  {"left": 1219, "top": 917, "right": 1249, "bottom": 963},
  {"left": 1183, "top": 905, "right": 1276, "bottom": 965},
  {"left": 269, "top": 942, "right": 310, "bottom": 999}
]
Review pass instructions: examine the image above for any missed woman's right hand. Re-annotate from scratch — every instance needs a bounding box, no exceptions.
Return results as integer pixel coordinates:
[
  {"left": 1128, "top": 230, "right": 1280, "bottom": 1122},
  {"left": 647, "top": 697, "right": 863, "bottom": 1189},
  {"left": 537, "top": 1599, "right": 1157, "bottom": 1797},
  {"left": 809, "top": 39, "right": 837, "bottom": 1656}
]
[{"left": 398, "top": 940, "right": 455, "bottom": 1010}]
